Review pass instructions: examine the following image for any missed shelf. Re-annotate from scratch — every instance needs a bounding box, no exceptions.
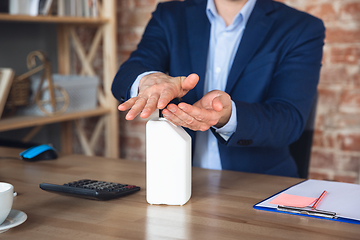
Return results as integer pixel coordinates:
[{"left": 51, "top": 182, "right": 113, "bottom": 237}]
[
  {"left": 0, "top": 13, "right": 108, "bottom": 25},
  {"left": 0, "top": 107, "right": 111, "bottom": 132},
  {"left": 0, "top": 1, "right": 118, "bottom": 157}
]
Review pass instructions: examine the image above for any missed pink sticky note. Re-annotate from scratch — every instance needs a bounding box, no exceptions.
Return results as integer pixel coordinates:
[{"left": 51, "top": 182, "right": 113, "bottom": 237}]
[{"left": 269, "top": 193, "right": 317, "bottom": 208}]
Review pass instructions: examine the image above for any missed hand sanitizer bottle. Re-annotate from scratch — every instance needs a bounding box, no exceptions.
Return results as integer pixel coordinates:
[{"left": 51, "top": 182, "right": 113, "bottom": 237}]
[{"left": 146, "top": 116, "right": 192, "bottom": 205}]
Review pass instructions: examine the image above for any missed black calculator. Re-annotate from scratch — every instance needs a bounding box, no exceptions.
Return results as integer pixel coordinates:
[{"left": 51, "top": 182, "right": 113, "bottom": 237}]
[{"left": 40, "top": 179, "right": 141, "bottom": 200}]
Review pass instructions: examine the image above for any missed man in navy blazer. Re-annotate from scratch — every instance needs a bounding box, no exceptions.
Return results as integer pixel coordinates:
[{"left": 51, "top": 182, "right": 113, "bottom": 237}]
[{"left": 111, "top": 0, "right": 325, "bottom": 177}]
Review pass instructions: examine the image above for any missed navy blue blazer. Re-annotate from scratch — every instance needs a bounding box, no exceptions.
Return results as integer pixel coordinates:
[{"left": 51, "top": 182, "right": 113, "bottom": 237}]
[{"left": 112, "top": 0, "right": 325, "bottom": 177}]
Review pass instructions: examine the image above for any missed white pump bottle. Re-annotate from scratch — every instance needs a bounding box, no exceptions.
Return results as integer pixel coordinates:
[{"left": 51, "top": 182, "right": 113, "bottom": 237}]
[{"left": 146, "top": 117, "right": 192, "bottom": 205}]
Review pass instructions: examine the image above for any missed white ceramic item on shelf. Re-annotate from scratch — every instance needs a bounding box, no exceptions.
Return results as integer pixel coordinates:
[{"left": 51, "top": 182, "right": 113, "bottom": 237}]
[{"left": 146, "top": 117, "right": 192, "bottom": 205}]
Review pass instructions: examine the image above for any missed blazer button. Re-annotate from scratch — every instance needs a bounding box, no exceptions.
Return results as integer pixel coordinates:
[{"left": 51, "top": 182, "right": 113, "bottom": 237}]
[{"left": 238, "top": 140, "right": 244, "bottom": 145}]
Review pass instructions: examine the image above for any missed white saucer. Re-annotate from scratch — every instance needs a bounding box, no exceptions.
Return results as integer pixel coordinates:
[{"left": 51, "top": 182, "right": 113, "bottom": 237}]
[{"left": 0, "top": 210, "right": 27, "bottom": 233}]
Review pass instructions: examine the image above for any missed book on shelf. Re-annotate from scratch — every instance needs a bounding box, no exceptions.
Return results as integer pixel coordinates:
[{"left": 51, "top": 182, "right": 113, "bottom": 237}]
[
  {"left": 38, "top": 0, "right": 53, "bottom": 15},
  {"left": 58, "top": 0, "right": 99, "bottom": 17},
  {"left": 7, "top": 0, "right": 98, "bottom": 17},
  {"left": 9, "top": 0, "right": 40, "bottom": 16},
  {"left": 8, "top": 0, "right": 53, "bottom": 16}
]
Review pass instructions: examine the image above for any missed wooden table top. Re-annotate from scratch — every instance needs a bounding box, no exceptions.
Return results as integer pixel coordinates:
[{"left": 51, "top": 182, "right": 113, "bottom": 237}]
[{"left": 0, "top": 146, "right": 359, "bottom": 240}]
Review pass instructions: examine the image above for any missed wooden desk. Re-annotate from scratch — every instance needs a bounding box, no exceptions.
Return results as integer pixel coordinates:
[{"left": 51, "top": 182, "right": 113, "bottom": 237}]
[{"left": 0, "top": 147, "right": 359, "bottom": 239}]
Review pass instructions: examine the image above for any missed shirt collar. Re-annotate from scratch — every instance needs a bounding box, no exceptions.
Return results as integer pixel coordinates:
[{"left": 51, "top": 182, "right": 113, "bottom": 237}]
[
  {"left": 206, "top": 0, "right": 257, "bottom": 28},
  {"left": 206, "top": 0, "right": 219, "bottom": 21}
]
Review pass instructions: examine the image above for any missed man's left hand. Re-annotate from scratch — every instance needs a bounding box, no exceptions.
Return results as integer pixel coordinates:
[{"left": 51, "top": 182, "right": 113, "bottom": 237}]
[{"left": 162, "top": 90, "right": 232, "bottom": 131}]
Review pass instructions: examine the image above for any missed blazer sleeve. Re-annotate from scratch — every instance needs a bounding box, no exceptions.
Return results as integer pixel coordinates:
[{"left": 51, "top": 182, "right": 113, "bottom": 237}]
[
  {"left": 111, "top": 3, "right": 170, "bottom": 103},
  {"left": 216, "top": 18, "right": 325, "bottom": 148}
]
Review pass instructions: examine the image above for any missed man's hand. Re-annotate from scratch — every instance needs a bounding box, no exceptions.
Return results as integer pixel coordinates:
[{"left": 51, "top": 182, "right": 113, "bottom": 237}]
[
  {"left": 118, "top": 72, "right": 199, "bottom": 120},
  {"left": 162, "top": 90, "right": 232, "bottom": 131}
]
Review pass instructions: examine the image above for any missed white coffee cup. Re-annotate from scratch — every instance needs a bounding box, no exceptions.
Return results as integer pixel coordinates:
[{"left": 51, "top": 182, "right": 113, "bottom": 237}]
[{"left": 0, "top": 183, "right": 13, "bottom": 225}]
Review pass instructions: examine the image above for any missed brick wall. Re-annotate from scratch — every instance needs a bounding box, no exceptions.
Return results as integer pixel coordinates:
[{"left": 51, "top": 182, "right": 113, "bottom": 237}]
[{"left": 115, "top": 0, "right": 360, "bottom": 183}]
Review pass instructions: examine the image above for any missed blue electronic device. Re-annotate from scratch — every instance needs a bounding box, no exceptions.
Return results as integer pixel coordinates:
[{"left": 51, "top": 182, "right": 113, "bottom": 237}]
[{"left": 20, "top": 144, "right": 58, "bottom": 161}]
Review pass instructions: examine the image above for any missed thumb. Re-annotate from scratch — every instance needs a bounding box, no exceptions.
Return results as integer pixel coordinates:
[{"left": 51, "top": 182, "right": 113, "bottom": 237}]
[
  {"left": 212, "top": 96, "right": 224, "bottom": 112},
  {"left": 180, "top": 73, "right": 199, "bottom": 92}
]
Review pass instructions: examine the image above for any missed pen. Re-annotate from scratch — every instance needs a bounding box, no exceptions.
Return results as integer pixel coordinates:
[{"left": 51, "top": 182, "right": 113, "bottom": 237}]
[{"left": 312, "top": 190, "right": 327, "bottom": 209}]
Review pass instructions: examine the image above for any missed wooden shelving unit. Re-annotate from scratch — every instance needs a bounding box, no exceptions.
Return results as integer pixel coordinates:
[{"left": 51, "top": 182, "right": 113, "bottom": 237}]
[
  {"left": 0, "top": 13, "right": 108, "bottom": 24},
  {"left": 0, "top": 1, "right": 119, "bottom": 158},
  {"left": 0, "top": 108, "right": 111, "bottom": 132}
]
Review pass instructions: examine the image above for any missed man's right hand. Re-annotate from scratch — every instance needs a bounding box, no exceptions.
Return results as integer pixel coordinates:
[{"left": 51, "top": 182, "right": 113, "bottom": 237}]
[{"left": 118, "top": 72, "right": 199, "bottom": 120}]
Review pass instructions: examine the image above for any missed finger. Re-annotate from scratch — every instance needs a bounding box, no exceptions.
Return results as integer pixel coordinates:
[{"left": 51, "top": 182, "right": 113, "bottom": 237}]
[
  {"left": 167, "top": 104, "right": 195, "bottom": 125},
  {"left": 125, "top": 97, "right": 147, "bottom": 120},
  {"left": 163, "top": 108, "right": 203, "bottom": 131},
  {"left": 212, "top": 97, "right": 223, "bottom": 112},
  {"left": 179, "top": 73, "right": 199, "bottom": 95},
  {"left": 140, "top": 93, "right": 160, "bottom": 118},
  {"left": 215, "top": 94, "right": 232, "bottom": 128},
  {"left": 161, "top": 108, "right": 182, "bottom": 126},
  {"left": 165, "top": 104, "right": 193, "bottom": 126},
  {"left": 118, "top": 98, "right": 137, "bottom": 111},
  {"left": 157, "top": 90, "right": 176, "bottom": 109},
  {"left": 166, "top": 104, "right": 210, "bottom": 131},
  {"left": 163, "top": 108, "right": 210, "bottom": 131},
  {"left": 178, "top": 102, "right": 205, "bottom": 121},
  {"left": 178, "top": 102, "right": 218, "bottom": 127}
]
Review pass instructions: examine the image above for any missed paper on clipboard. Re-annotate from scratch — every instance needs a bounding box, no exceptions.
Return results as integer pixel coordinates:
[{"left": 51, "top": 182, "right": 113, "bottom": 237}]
[{"left": 255, "top": 179, "right": 360, "bottom": 221}]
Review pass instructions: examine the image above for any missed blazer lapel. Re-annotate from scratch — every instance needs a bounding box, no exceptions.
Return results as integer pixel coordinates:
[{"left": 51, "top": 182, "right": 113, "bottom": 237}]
[
  {"left": 186, "top": 0, "right": 210, "bottom": 99},
  {"left": 226, "top": 0, "right": 276, "bottom": 94}
]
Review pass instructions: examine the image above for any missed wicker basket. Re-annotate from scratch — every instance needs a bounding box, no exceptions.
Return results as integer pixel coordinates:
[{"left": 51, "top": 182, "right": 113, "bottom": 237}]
[{"left": 5, "top": 77, "right": 31, "bottom": 108}]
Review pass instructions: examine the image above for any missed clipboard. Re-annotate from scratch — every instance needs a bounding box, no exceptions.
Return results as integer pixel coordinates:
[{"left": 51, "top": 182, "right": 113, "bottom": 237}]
[{"left": 253, "top": 179, "right": 360, "bottom": 224}]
